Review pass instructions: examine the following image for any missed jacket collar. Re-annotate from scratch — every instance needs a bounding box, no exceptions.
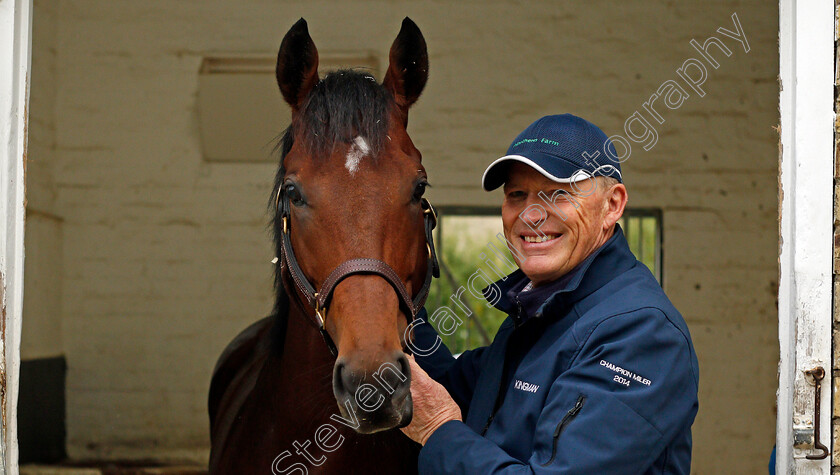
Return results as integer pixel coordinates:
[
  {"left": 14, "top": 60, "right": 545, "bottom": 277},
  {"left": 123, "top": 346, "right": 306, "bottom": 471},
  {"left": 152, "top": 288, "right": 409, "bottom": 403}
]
[{"left": 485, "top": 224, "right": 637, "bottom": 323}]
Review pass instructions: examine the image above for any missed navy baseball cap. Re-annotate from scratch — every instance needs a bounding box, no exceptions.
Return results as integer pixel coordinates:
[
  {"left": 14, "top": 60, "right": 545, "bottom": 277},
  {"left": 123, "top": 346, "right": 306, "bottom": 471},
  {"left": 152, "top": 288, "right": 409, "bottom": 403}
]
[{"left": 481, "top": 114, "right": 623, "bottom": 191}]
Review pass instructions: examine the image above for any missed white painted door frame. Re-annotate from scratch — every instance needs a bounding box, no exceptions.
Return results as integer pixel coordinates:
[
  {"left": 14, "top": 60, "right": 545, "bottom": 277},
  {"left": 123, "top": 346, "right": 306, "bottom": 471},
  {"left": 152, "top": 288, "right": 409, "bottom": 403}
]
[
  {"left": 0, "top": 0, "right": 32, "bottom": 473},
  {"left": 777, "top": 0, "right": 835, "bottom": 472}
]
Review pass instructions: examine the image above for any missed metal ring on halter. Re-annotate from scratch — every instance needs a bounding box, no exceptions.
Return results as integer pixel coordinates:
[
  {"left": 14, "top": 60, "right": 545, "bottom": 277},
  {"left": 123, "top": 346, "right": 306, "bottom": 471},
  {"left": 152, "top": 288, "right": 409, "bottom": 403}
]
[
  {"left": 282, "top": 216, "right": 288, "bottom": 234},
  {"left": 423, "top": 200, "right": 437, "bottom": 221},
  {"left": 426, "top": 243, "right": 431, "bottom": 258},
  {"left": 313, "top": 292, "right": 326, "bottom": 327}
]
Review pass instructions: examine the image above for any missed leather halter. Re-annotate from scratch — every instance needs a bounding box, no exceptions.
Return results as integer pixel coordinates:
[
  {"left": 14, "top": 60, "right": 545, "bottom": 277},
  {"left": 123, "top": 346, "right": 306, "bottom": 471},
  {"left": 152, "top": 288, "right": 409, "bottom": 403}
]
[{"left": 276, "top": 188, "right": 440, "bottom": 356}]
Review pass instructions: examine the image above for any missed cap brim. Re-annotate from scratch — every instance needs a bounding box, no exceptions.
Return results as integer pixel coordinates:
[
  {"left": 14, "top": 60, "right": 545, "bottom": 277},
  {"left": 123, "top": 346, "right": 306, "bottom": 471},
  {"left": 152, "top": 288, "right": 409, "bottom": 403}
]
[{"left": 481, "top": 154, "right": 595, "bottom": 191}]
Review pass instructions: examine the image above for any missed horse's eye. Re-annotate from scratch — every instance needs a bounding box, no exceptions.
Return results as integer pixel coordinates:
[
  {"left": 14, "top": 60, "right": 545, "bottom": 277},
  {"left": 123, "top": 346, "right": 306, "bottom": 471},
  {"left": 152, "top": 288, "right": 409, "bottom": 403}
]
[
  {"left": 413, "top": 181, "right": 428, "bottom": 201},
  {"left": 285, "top": 184, "right": 305, "bottom": 207}
]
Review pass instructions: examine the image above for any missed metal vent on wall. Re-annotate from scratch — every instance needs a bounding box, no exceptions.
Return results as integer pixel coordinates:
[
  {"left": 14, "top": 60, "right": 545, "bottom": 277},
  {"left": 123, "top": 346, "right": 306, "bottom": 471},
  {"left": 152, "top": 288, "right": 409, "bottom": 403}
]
[{"left": 197, "top": 53, "right": 380, "bottom": 162}]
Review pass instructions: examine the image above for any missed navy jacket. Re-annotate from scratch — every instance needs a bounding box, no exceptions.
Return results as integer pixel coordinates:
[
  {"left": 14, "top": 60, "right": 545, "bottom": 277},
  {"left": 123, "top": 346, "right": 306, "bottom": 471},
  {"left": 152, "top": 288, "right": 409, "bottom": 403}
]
[{"left": 413, "top": 226, "right": 699, "bottom": 474}]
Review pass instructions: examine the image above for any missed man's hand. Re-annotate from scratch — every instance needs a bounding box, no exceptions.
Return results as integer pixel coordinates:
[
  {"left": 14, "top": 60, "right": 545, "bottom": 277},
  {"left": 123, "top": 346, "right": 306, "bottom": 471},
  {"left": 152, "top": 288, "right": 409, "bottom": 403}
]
[{"left": 400, "top": 355, "right": 462, "bottom": 445}]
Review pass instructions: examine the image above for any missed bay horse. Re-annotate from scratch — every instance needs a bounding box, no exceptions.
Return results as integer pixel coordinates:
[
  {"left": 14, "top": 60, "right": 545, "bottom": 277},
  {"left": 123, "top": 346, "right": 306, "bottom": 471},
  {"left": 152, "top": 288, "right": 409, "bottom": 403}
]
[{"left": 208, "top": 18, "right": 438, "bottom": 474}]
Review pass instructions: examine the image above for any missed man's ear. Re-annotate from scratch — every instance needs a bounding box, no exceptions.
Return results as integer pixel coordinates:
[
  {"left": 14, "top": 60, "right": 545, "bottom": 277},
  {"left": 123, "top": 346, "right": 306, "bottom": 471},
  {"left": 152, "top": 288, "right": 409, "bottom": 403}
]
[{"left": 603, "top": 183, "right": 628, "bottom": 231}]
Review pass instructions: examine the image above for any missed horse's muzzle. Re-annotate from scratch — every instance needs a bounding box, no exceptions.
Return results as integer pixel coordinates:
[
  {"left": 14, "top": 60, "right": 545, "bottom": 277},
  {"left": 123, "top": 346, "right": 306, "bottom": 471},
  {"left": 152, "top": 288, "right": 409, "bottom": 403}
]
[{"left": 332, "top": 351, "right": 413, "bottom": 434}]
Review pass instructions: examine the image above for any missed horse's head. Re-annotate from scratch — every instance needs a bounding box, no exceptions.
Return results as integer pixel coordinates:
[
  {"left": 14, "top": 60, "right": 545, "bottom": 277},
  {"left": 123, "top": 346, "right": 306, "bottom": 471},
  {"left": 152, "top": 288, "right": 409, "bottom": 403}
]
[{"left": 272, "top": 18, "right": 431, "bottom": 434}]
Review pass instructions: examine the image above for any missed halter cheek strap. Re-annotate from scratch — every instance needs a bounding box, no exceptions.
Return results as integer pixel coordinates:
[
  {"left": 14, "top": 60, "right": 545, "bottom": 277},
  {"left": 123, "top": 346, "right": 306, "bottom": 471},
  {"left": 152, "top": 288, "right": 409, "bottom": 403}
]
[{"left": 276, "top": 190, "right": 439, "bottom": 357}]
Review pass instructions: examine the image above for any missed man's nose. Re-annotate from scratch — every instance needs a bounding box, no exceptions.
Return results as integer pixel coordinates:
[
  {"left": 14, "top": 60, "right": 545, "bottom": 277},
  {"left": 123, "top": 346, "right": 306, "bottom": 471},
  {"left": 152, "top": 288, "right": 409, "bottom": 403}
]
[{"left": 521, "top": 199, "right": 548, "bottom": 226}]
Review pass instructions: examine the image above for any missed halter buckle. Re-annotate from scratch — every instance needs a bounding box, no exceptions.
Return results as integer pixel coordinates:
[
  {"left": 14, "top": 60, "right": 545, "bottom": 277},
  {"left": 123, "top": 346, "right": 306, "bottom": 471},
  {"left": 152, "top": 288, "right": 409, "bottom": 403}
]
[{"left": 282, "top": 216, "right": 288, "bottom": 234}]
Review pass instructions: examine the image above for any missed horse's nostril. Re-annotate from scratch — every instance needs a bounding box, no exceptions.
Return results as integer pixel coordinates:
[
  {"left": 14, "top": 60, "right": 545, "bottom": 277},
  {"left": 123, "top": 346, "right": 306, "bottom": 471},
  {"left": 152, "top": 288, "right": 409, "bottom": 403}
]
[
  {"left": 383, "top": 351, "right": 412, "bottom": 398},
  {"left": 396, "top": 353, "right": 411, "bottom": 382},
  {"left": 334, "top": 359, "right": 365, "bottom": 400},
  {"left": 333, "top": 360, "right": 348, "bottom": 396}
]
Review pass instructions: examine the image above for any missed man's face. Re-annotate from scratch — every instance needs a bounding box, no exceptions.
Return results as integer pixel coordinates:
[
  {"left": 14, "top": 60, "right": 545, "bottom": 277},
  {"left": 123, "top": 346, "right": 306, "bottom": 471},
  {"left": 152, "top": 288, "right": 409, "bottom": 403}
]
[{"left": 501, "top": 163, "right": 623, "bottom": 286}]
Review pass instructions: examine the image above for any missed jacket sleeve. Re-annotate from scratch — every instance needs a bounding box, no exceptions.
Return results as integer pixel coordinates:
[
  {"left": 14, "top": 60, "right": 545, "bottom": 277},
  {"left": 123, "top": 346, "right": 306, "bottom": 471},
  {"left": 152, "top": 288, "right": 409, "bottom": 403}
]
[
  {"left": 418, "top": 308, "right": 699, "bottom": 474},
  {"left": 411, "top": 307, "right": 489, "bottom": 414}
]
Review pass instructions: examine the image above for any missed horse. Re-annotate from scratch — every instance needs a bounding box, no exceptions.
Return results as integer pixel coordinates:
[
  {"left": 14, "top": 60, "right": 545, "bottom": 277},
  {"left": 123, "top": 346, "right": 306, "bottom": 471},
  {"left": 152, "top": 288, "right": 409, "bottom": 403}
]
[{"left": 208, "top": 17, "right": 438, "bottom": 474}]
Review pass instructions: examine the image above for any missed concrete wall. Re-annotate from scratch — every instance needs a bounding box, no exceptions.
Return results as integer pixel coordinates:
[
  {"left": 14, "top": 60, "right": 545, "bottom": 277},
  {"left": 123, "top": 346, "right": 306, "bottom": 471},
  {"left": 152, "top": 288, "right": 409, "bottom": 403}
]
[{"left": 26, "top": 0, "right": 779, "bottom": 472}]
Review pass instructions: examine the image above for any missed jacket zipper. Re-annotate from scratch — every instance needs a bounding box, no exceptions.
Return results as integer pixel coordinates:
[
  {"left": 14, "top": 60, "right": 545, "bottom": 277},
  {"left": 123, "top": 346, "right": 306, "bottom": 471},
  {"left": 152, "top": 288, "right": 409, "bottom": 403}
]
[
  {"left": 480, "top": 414, "right": 495, "bottom": 435},
  {"left": 481, "top": 298, "right": 525, "bottom": 436},
  {"left": 480, "top": 362, "right": 508, "bottom": 435},
  {"left": 540, "top": 394, "right": 586, "bottom": 467}
]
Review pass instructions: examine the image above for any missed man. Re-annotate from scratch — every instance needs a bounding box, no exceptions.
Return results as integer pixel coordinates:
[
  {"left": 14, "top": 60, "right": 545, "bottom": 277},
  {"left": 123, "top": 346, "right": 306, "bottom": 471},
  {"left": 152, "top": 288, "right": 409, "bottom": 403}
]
[{"left": 400, "top": 114, "right": 699, "bottom": 474}]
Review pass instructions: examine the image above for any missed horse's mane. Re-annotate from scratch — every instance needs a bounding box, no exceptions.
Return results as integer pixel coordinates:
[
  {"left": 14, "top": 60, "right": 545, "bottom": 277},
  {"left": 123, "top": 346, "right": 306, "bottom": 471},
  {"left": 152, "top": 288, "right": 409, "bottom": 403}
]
[{"left": 267, "top": 69, "right": 394, "bottom": 355}]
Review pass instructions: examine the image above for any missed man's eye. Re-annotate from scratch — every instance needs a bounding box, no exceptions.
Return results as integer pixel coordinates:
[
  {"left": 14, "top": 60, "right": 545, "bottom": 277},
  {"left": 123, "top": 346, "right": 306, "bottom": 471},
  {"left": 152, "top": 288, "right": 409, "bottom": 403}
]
[
  {"left": 285, "top": 184, "right": 305, "bottom": 206},
  {"left": 507, "top": 191, "right": 526, "bottom": 199}
]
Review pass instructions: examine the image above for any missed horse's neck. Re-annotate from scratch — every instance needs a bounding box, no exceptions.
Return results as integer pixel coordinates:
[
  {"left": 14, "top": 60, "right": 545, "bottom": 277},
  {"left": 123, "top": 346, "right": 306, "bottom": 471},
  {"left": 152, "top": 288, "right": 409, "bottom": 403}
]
[{"left": 278, "top": 302, "right": 336, "bottom": 373}]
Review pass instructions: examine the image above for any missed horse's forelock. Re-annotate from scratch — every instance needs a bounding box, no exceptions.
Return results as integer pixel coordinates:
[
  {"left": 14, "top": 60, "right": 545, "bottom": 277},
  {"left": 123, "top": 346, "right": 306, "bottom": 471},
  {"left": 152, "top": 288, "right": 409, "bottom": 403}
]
[{"left": 295, "top": 69, "right": 393, "bottom": 159}]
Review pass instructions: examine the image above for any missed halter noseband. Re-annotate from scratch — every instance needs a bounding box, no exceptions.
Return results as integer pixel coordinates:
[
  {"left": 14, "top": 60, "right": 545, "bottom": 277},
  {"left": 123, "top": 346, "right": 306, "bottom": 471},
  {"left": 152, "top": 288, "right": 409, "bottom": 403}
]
[{"left": 275, "top": 188, "right": 440, "bottom": 357}]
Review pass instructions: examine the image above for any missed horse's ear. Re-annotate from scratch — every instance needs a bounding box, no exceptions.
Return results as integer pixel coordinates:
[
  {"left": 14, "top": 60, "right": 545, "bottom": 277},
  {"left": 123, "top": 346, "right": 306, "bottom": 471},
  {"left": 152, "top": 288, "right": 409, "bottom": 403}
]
[
  {"left": 276, "top": 18, "right": 319, "bottom": 111},
  {"left": 383, "top": 18, "right": 428, "bottom": 115}
]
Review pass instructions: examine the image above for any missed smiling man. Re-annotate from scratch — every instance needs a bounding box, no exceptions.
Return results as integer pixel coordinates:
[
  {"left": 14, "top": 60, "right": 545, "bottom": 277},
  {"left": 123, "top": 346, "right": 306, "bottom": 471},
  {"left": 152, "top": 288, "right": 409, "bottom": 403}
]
[{"left": 401, "top": 114, "right": 700, "bottom": 474}]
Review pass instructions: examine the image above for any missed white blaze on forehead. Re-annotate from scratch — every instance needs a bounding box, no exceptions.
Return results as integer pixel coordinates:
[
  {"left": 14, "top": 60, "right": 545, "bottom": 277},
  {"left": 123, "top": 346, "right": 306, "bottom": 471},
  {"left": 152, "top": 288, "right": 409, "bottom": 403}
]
[{"left": 345, "top": 136, "right": 370, "bottom": 174}]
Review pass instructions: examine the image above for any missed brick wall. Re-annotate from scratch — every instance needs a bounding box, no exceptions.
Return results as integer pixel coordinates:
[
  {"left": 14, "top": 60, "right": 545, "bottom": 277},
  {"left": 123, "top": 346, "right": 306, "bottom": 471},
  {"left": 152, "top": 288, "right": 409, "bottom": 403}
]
[{"left": 25, "top": 1, "right": 780, "bottom": 472}]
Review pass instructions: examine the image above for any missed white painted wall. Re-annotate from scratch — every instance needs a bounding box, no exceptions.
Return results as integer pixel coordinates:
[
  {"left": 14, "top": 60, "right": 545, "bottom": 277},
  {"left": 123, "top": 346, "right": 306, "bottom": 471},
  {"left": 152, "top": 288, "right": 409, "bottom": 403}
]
[{"left": 24, "top": 1, "right": 780, "bottom": 472}]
